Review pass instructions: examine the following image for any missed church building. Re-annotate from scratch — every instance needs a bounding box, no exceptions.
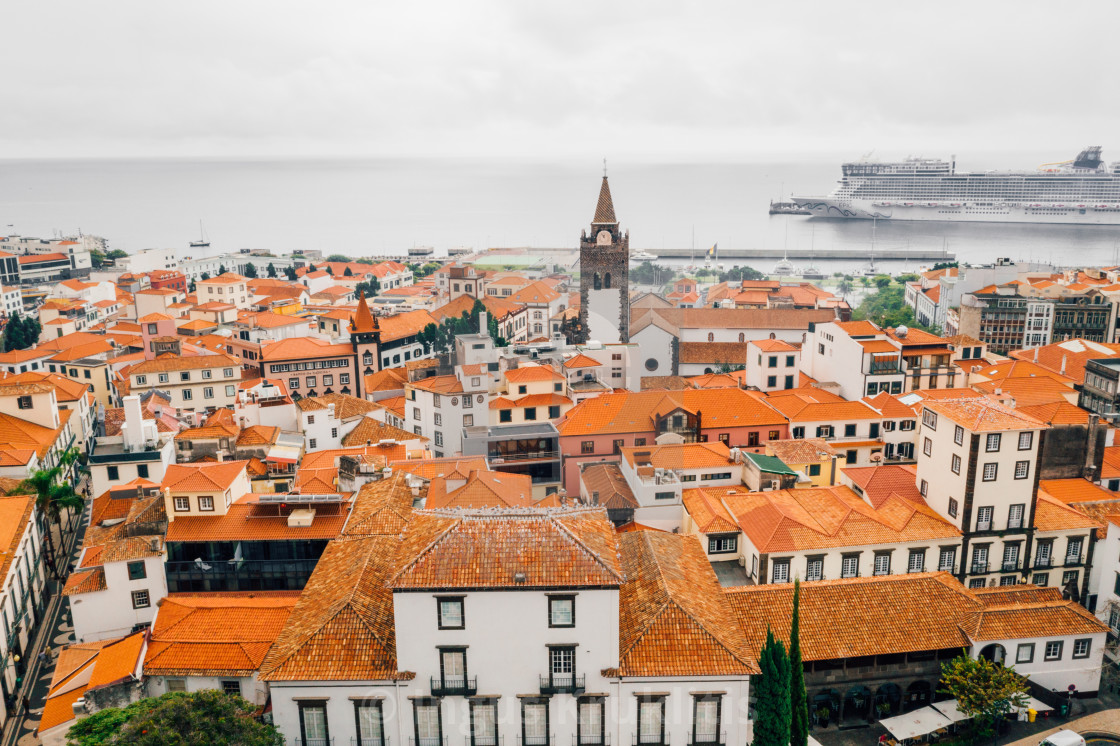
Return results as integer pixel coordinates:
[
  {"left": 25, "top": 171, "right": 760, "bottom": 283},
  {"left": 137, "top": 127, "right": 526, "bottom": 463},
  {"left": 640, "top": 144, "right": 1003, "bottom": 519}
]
[{"left": 579, "top": 174, "right": 630, "bottom": 343}]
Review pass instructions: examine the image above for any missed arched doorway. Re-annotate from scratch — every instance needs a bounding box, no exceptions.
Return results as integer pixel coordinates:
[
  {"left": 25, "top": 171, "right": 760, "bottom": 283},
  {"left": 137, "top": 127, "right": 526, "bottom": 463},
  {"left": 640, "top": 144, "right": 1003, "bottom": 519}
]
[
  {"left": 604, "top": 272, "right": 611, "bottom": 289},
  {"left": 812, "top": 690, "right": 840, "bottom": 728},
  {"left": 979, "top": 644, "right": 1006, "bottom": 664},
  {"left": 874, "top": 683, "right": 902, "bottom": 719},
  {"left": 593, "top": 273, "right": 602, "bottom": 290},
  {"left": 905, "top": 681, "right": 932, "bottom": 712},
  {"left": 843, "top": 685, "right": 872, "bottom": 724}
]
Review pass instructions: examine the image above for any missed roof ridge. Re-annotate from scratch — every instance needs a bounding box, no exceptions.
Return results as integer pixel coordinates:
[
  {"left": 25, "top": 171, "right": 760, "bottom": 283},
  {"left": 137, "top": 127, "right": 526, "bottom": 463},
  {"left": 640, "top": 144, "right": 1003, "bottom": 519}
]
[
  {"left": 386, "top": 515, "right": 463, "bottom": 585},
  {"left": 548, "top": 512, "right": 625, "bottom": 582}
]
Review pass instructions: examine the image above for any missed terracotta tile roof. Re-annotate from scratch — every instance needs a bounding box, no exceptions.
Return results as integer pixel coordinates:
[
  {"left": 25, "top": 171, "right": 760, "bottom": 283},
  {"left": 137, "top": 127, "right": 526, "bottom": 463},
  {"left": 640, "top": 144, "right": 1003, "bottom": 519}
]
[
  {"left": 258, "top": 535, "right": 406, "bottom": 682},
  {"left": 378, "top": 309, "right": 438, "bottom": 343},
  {"left": 970, "top": 599, "right": 1107, "bottom": 641},
  {"left": 198, "top": 272, "right": 246, "bottom": 284},
  {"left": 78, "top": 534, "right": 164, "bottom": 569},
  {"left": 972, "top": 359, "right": 1075, "bottom": 384},
  {"left": 862, "top": 391, "right": 921, "bottom": 419},
  {"left": 0, "top": 371, "right": 88, "bottom": 402},
  {"left": 766, "top": 390, "right": 880, "bottom": 422},
  {"left": 564, "top": 353, "right": 601, "bottom": 369},
  {"left": 130, "top": 352, "right": 239, "bottom": 374},
  {"left": 143, "top": 593, "right": 299, "bottom": 676},
  {"left": 1102, "top": 446, "right": 1120, "bottom": 480},
  {"left": 295, "top": 392, "right": 381, "bottom": 419},
  {"left": 260, "top": 337, "right": 354, "bottom": 361},
  {"left": 859, "top": 339, "right": 899, "bottom": 353},
  {"left": 678, "top": 341, "right": 749, "bottom": 365},
  {"left": 343, "top": 417, "right": 425, "bottom": 447},
  {"left": 559, "top": 388, "right": 786, "bottom": 436},
  {"left": 343, "top": 472, "right": 416, "bottom": 537},
  {"left": 491, "top": 392, "right": 571, "bottom": 410},
  {"left": 0, "top": 410, "right": 70, "bottom": 458},
  {"left": 640, "top": 375, "right": 690, "bottom": 391},
  {"left": 505, "top": 364, "right": 563, "bottom": 383},
  {"left": 842, "top": 464, "right": 924, "bottom": 508},
  {"left": 632, "top": 307, "right": 836, "bottom": 335},
  {"left": 162, "top": 460, "right": 248, "bottom": 492},
  {"left": 236, "top": 424, "right": 278, "bottom": 446},
  {"left": 971, "top": 585, "right": 1063, "bottom": 606},
  {"left": 391, "top": 457, "right": 488, "bottom": 482},
  {"left": 388, "top": 507, "right": 623, "bottom": 590},
  {"left": 682, "top": 488, "right": 738, "bottom": 533},
  {"left": 427, "top": 470, "right": 535, "bottom": 509},
  {"left": 973, "top": 376, "right": 1074, "bottom": 407},
  {"left": 40, "top": 633, "right": 145, "bottom": 734},
  {"left": 379, "top": 394, "right": 407, "bottom": 418},
  {"left": 765, "top": 438, "right": 838, "bottom": 465},
  {"left": 615, "top": 521, "right": 669, "bottom": 533},
  {"left": 1008, "top": 338, "right": 1120, "bottom": 382},
  {"left": 1016, "top": 401, "right": 1090, "bottom": 426},
  {"left": 833, "top": 320, "right": 881, "bottom": 336},
  {"left": 365, "top": 367, "right": 408, "bottom": 393},
  {"left": 62, "top": 567, "right": 107, "bottom": 595},
  {"left": 408, "top": 374, "right": 464, "bottom": 395},
  {"left": 718, "top": 484, "right": 958, "bottom": 552},
  {"left": 0, "top": 494, "right": 37, "bottom": 586},
  {"left": 620, "top": 441, "right": 733, "bottom": 470},
  {"left": 921, "top": 397, "right": 1047, "bottom": 432},
  {"left": 1039, "top": 478, "right": 1117, "bottom": 504},
  {"left": 613, "top": 532, "right": 757, "bottom": 677},
  {"left": 510, "top": 281, "right": 561, "bottom": 304},
  {"left": 579, "top": 463, "right": 638, "bottom": 510},
  {"left": 175, "top": 409, "right": 241, "bottom": 441},
  {"left": 686, "top": 371, "right": 745, "bottom": 389},
  {"left": 165, "top": 497, "right": 349, "bottom": 542}
]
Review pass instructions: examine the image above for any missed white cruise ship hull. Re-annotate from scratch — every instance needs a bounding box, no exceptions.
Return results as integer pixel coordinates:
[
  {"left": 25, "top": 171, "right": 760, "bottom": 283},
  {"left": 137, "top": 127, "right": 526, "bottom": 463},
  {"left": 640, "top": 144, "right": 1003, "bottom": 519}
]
[{"left": 794, "top": 198, "right": 1120, "bottom": 225}]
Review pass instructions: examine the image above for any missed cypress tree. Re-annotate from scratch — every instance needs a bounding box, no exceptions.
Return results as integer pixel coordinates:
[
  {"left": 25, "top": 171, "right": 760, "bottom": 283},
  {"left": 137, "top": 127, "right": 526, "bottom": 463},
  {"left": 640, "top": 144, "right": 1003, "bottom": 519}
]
[
  {"left": 790, "top": 580, "right": 809, "bottom": 746},
  {"left": 753, "top": 627, "right": 792, "bottom": 746}
]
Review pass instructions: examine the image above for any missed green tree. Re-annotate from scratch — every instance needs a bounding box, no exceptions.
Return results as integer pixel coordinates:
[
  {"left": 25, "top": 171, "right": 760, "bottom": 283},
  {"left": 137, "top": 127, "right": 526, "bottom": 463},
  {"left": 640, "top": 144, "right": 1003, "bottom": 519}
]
[
  {"left": 90, "top": 249, "right": 106, "bottom": 269},
  {"left": 853, "top": 284, "right": 938, "bottom": 333},
  {"left": 895, "top": 273, "right": 920, "bottom": 284},
  {"left": 13, "top": 447, "right": 82, "bottom": 578},
  {"left": 355, "top": 277, "right": 381, "bottom": 299},
  {"left": 344, "top": 266, "right": 354, "bottom": 276},
  {"left": 66, "top": 690, "right": 283, "bottom": 746},
  {"left": 932, "top": 261, "right": 959, "bottom": 271},
  {"left": 199, "top": 272, "right": 211, "bottom": 281},
  {"left": 753, "top": 627, "right": 792, "bottom": 746},
  {"left": 283, "top": 266, "right": 298, "bottom": 281},
  {"left": 720, "top": 265, "right": 766, "bottom": 283},
  {"left": 789, "top": 580, "right": 809, "bottom": 746},
  {"left": 267, "top": 262, "right": 277, "bottom": 278},
  {"left": 326, "top": 253, "right": 352, "bottom": 263},
  {"left": 939, "top": 654, "right": 1029, "bottom": 746},
  {"left": 837, "top": 278, "right": 853, "bottom": 296},
  {"left": 2, "top": 312, "right": 37, "bottom": 352},
  {"left": 21, "top": 315, "right": 41, "bottom": 347},
  {"left": 873, "top": 274, "right": 892, "bottom": 290},
  {"left": 243, "top": 263, "right": 258, "bottom": 279},
  {"left": 218, "top": 264, "right": 227, "bottom": 275}
]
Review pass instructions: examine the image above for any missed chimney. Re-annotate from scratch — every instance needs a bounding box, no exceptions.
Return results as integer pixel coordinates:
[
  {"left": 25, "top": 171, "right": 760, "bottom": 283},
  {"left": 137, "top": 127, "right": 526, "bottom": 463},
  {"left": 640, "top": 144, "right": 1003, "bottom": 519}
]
[
  {"left": 1085, "top": 413, "right": 1101, "bottom": 479},
  {"left": 1033, "top": 347, "right": 1038, "bottom": 363},
  {"left": 479, "top": 311, "right": 488, "bottom": 337},
  {"left": 1060, "top": 354, "right": 1067, "bottom": 376},
  {"left": 122, "top": 395, "right": 145, "bottom": 451}
]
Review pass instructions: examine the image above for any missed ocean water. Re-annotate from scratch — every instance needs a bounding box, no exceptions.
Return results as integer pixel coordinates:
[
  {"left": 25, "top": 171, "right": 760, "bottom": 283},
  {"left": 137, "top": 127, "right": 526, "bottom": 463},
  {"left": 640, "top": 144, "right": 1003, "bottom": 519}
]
[{"left": 0, "top": 157, "right": 1117, "bottom": 273}]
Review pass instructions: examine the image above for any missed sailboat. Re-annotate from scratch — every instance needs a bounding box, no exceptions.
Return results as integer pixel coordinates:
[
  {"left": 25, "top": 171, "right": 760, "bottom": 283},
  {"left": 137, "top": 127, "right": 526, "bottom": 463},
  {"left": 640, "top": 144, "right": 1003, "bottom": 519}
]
[
  {"left": 190, "top": 220, "right": 210, "bottom": 248},
  {"left": 801, "top": 224, "right": 825, "bottom": 279}
]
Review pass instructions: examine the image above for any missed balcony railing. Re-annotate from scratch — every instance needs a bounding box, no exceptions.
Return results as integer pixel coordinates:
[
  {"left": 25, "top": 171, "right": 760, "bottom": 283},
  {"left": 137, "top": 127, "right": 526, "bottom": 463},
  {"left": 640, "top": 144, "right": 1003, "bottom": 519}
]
[
  {"left": 1066, "top": 554, "right": 1083, "bottom": 566},
  {"left": 1036, "top": 556, "right": 1052, "bottom": 568},
  {"left": 976, "top": 521, "right": 992, "bottom": 531},
  {"left": 519, "top": 736, "right": 554, "bottom": 746},
  {"left": 353, "top": 739, "right": 389, "bottom": 746},
  {"left": 805, "top": 572, "right": 825, "bottom": 582},
  {"left": 632, "top": 733, "right": 669, "bottom": 746},
  {"left": 489, "top": 450, "right": 559, "bottom": 462},
  {"left": 470, "top": 736, "right": 503, "bottom": 746},
  {"left": 1008, "top": 519, "right": 1023, "bottom": 530},
  {"left": 689, "top": 732, "right": 726, "bottom": 746},
  {"left": 873, "top": 568, "right": 891, "bottom": 577},
  {"left": 573, "top": 735, "right": 609, "bottom": 746},
  {"left": 293, "top": 739, "right": 333, "bottom": 746},
  {"left": 1001, "top": 560, "right": 1019, "bottom": 572},
  {"left": 539, "top": 674, "right": 585, "bottom": 695},
  {"left": 411, "top": 738, "right": 448, "bottom": 746},
  {"left": 907, "top": 565, "right": 925, "bottom": 574},
  {"left": 430, "top": 676, "right": 477, "bottom": 697},
  {"left": 971, "top": 561, "right": 989, "bottom": 574}
]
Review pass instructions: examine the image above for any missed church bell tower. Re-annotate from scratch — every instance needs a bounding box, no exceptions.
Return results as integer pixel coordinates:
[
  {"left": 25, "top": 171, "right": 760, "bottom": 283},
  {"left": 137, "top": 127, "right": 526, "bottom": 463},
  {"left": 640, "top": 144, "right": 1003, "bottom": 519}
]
[
  {"left": 578, "top": 172, "right": 629, "bottom": 343},
  {"left": 350, "top": 293, "right": 381, "bottom": 397}
]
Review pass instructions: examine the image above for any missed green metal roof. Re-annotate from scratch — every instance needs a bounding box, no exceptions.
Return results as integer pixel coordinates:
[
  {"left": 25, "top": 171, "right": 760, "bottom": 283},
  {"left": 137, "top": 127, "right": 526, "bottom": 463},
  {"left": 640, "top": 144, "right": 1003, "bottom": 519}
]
[{"left": 741, "top": 452, "right": 797, "bottom": 476}]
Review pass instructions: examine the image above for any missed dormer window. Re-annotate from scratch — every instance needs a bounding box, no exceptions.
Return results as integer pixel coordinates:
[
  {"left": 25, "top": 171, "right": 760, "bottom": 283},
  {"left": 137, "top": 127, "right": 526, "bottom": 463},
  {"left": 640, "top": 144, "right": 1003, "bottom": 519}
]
[{"left": 17, "top": 396, "right": 31, "bottom": 410}]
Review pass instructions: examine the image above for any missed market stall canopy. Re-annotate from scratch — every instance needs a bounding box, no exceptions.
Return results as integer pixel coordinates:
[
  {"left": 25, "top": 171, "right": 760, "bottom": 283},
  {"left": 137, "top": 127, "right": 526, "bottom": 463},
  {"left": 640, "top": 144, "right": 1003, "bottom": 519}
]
[
  {"left": 931, "top": 699, "right": 972, "bottom": 724},
  {"left": 879, "top": 707, "right": 954, "bottom": 740}
]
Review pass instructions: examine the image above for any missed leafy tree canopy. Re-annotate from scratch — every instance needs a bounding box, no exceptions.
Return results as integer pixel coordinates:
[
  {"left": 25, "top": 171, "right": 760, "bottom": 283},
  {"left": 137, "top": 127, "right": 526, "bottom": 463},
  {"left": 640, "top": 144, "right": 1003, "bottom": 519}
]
[
  {"left": 266, "top": 262, "right": 277, "bottom": 278},
  {"left": 853, "top": 284, "right": 939, "bottom": 334},
  {"left": 242, "top": 263, "right": 259, "bottom": 278},
  {"left": 719, "top": 265, "right": 766, "bottom": 283},
  {"left": 939, "top": 654, "right": 1029, "bottom": 741},
  {"left": 326, "top": 253, "right": 352, "bottom": 263},
  {"left": 66, "top": 690, "right": 282, "bottom": 746}
]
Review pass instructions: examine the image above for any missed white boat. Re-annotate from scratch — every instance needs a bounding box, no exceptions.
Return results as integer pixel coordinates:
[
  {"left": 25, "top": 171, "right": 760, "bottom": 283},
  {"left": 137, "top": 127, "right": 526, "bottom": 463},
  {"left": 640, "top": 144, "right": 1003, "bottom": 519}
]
[
  {"left": 190, "top": 220, "right": 210, "bottom": 248},
  {"left": 630, "top": 250, "right": 657, "bottom": 262}
]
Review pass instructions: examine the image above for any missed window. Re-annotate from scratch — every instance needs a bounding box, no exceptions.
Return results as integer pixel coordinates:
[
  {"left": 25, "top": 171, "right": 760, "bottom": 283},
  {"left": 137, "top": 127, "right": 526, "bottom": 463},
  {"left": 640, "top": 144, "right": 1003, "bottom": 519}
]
[
  {"left": 1036, "top": 541, "right": 1053, "bottom": 567},
  {"left": 16, "top": 396, "right": 31, "bottom": 410},
  {"left": 772, "top": 560, "right": 790, "bottom": 583},
  {"left": 182, "top": 389, "right": 192, "bottom": 401},
  {"left": 908, "top": 550, "right": 925, "bottom": 573},
  {"left": 202, "top": 369, "right": 213, "bottom": 380},
  {"left": 816, "top": 425, "right": 833, "bottom": 438},
  {"left": 982, "top": 462, "right": 998, "bottom": 481},
  {"left": 1014, "top": 460, "right": 1030, "bottom": 480},
  {"left": 1033, "top": 573, "right": 1049, "bottom": 586},
  {"left": 922, "top": 410, "right": 937, "bottom": 429},
  {"left": 938, "top": 548, "right": 956, "bottom": 572},
  {"left": 1063, "top": 570, "right": 1079, "bottom": 586},
  {"left": 807, "top": 464, "right": 821, "bottom": 476},
  {"left": 549, "top": 596, "right": 575, "bottom": 627},
  {"left": 300, "top": 702, "right": 330, "bottom": 746},
  {"left": 434, "top": 413, "right": 442, "bottom": 427},
  {"left": 951, "top": 454, "right": 961, "bottom": 474},
  {"left": 1073, "top": 639, "right": 1091, "bottom": 659},
  {"left": 708, "top": 535, "right": 737, "bottom": 554},
  {"left": 166, "top": 678, "right": 187, "bottom": 692},
  {"left": 107, "top": 465, "right": 119, "bottom": 481},
  {"left": 221, "top": 680, "right": 241, "bottom": 696},
  {"left": 844, "top": 424, "right": 857, "bottom": 437},
  {"left": 437, "top": 597, "right": 464, "bottom": 629},
  {"left": 137, "top": 464, "right": 149, "bottom": 478},
  {"left": 127, "top": 561, "right": 146, "bottom": 580},
  {"left": 434, "top": 432, "right": 443, "bottom": 447},
  {"left": 874, "top": 553, "right": 891, "bottom": 576},
  {"left": 180, "top": 371, "right": 191, "bottom": 382},
  {"left": 792, "top": 426, "right": 805, "bottom": 439},
  {"left": 355, "top": 701, "right": 384, "bottom": 746},
  {"left": 203, "top": 386, "right": 214, "bottom": 399},
  {"left": 309, "top": 438, "right": 317, "bottom": 449},
  {"left": 131, "top": 590, "right": 150, "bottom": 609},
  {"left": 413, "top": 408, "right": 420, "bottom": 420},
  {"left": 637, "top": 696, "right": 666, "bottom": 746},
  {"left": 972, "top": 545, "right": 989, "bottom": 573},
  {"left": 948, "top": 497, "right": 958, "bottom": 518},
  {"left": 976, "top": 506, "right": 993, "bottom": 531},
  {"left": 521, "top": 699, "right": 549, "bottom": 746},
  {"left": 581, "top": 441, "right": 594, "bottom": 454},
  {"left": 548, "top": 405, "right": 561, "bottom": 419},
  {"left": 986, "top": 433, "right": 1001, "bottom": 452},
  {"left": 136, "top": 375, "right": 147, "bottom": 385},
  {"left": 769, "top": 430, "right": 780, "bottom": 441},
  {"left": 199, "top": 496, "right": 214, "bottom": 512},
  {"left": 173, "top": 496, "right": 190, "bottom": 512},
  {"left": 786, "top": 355, "right": 796, "bottom": 367},
  {"left": 340, "top": 373, "right": 350, "bottom": 385},
  {"left": 1008, "top": 504, "right": 1024, "bottom": 530},
  {"left": 499, "top": 409, "right": 512, "bottom": 423},
  {"left": 470, "top": 700, "right": 498, "bottom": 746},
  {"left": 524, "top": 407, "right": 537, "bottom": 421},
  {"left": 1018, "top": 431, "right": 1034, "bottom": 450},
  {"left": 768, "top": 356, "right": 778, "bottom": 368},
  {"left": 578, "top": 697, "right": 605, "bottom": 746},
  {"left": 1016, "top": 644, "right": 1035, "bottom": 664},
  {"left": 440, "top": 648, "right": 467, "bottom": 689},
  {"left": 1044, "top": 641, "right": 1063, "bottom": 661},
  {"left": 223, "top": 368, "right": 234, "bottom": 378},
  {"left": 158, "top": 373, "right": 169, "bottom": 383},
  {"left": 900, "top": 419, "right": 915, "bottom": 431},
  {"left": 767, "top": 376, "right": 777, "bottom": 388},
  {"left": 307, "top": 376, "right": 316, "bottom": 388},
  {"left": 919, "top": 479, "right": 928, "bottom": 496},
  {"left": 785, "top": 375, "right": 794, "bottom": 388},
  {"left": 923, "top": 437, "right": 932, "bottom": 457},
  {"left": 289, "top": 378, "right": 300, "bottom": 390},
  {"left": 1067, "top": 538, "right": 1083, "bottom": 563},
  {"left": 841, "top": 555, "right": 858, "bottom": 578},
  {"left": 806, "top": 557, "right": 823, "bottom": 581},
  {"left": 692, "top": 695, "right": 722, "bottom": 746},
  {"left": 1002, "top": 543, "right": 1020, "bottom": 571}
]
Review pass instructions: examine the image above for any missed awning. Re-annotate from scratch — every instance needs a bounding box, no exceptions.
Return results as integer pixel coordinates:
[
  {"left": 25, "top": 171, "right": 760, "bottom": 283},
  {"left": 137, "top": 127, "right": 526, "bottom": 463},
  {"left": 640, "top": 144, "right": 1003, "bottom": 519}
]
[
  {"left": 879, "top": 707, "right": 954, "bottom": 740},
  {"left": 930, "top": 699, "right": 972, "bottom": 724},
  {"left": 266, "top": 444, "right": 302, "bottom": 464},
  {"left": 1015, "top": 696, "right": 1053, "bottom": 714}
]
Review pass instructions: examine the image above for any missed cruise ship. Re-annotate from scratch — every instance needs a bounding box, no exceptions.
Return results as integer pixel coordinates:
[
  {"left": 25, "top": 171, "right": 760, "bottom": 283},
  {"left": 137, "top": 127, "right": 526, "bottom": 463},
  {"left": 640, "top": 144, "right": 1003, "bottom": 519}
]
[{"left": 793, "top": 146, "right": 1120, "bottom": 225}]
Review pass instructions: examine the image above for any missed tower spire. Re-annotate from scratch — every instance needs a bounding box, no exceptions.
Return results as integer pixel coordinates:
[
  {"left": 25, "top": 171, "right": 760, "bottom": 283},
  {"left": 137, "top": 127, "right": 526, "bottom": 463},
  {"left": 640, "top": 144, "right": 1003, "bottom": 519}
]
[
  {"left": 592, "top": 173, "right": 617, "bottom": 226},
  {"left": 350, "top": 291, "right": 377, "bottom": 334}
]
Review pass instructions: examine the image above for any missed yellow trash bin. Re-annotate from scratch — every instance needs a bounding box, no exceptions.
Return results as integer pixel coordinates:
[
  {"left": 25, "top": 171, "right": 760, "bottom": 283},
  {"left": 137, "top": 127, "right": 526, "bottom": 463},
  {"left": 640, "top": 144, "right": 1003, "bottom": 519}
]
[{"left": 1027, "top": 709, "right": 1037, "bottom": 723}]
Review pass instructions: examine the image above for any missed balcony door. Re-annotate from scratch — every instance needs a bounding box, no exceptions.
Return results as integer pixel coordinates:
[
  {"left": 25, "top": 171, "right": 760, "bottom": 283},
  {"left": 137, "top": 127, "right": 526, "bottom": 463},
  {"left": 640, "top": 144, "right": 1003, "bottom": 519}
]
[
  {"left": 441, "top": 648, "right": 466, "bottom": 689},
  {"left": 415, "top": 701, "right": 442, "bottom": 746},
  {"left": 637, "top": 697, "right": 665, "bottom": 745},
  {"left": 522, "top": 699, "right": 549, "bottom": 746}
]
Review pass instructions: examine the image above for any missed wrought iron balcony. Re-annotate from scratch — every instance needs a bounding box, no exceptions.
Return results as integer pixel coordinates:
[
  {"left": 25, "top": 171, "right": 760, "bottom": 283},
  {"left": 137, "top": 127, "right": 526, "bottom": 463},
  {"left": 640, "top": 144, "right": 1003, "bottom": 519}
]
[
  {"left": 410, "top": 738, "right": 447, "bottom": 746},
  {"left": 1066, "top": 554, "right": 1083, "bottom": 566},
  {"left": 1001, "top": 560, "right": 1020, "bottom": 572},
  {"left": 470, "top": 737, "right": 503, "bottom": 746},
  {"left": 539, "top": 674, "right": 585, "bottom": 695},
  {"left": 1036, "top": 556, "right": 1052, "bottom": 568},
  {"left": 352, "top": 738, "right": 389, "bottom": 746},
  {"left": 632, "top": 733, "right": 669, "bottom": 746},
  {"left": 519, "top": 736, "right": 554, "bottom": 746},
  {"left": 572, "top": 734, "right": 610, "bottom": 746},
  {"left": 971, "top": 561, "right": 989, "bottom": 574},
  {"left": 430, "top": 675, "right": 477, "bottom": 697},
  {"left": 689, "top": 732, "right": 726, "bottom": 746}
]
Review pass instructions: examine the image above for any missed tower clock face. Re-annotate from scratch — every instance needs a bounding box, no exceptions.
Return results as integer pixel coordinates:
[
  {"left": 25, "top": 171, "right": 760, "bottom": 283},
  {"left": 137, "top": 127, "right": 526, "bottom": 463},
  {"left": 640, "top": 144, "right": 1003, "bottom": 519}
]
[{"left": 596, "top": 230, "right": 612, "bottom": 246}]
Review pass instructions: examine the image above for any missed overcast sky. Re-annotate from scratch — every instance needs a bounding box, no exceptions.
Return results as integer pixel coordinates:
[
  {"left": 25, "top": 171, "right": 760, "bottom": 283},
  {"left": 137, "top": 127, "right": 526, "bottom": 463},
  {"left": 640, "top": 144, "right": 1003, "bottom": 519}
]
[{"left": 5, "top": 1, "right": 1119, "bottom": 161}]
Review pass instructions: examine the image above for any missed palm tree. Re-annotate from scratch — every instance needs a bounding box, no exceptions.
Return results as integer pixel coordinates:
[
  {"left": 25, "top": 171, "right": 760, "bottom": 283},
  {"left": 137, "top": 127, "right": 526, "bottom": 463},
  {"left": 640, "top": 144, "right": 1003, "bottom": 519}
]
[{"left": 15, "top": 448, "right": 84, "bottom": 579}]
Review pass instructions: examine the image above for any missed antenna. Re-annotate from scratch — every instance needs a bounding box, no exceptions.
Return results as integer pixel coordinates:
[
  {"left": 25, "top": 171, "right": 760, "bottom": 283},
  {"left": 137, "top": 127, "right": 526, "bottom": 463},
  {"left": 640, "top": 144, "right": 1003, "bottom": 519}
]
[{"left": 603, "top": 158, "right": 607, "bottom": 178}]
